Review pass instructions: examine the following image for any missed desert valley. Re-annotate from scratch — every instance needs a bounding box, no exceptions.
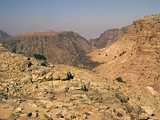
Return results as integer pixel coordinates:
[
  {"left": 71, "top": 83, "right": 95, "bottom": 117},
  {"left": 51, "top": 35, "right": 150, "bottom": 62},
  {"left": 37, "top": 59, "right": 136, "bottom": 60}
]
[{"left": 0, "top": 13, "right": 160, "bottom": 120}]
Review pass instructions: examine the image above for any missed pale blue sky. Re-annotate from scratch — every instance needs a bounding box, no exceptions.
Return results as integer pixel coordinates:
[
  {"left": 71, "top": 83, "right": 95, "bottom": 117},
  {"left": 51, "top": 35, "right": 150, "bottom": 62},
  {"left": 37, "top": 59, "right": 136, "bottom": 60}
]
[{"left": 0, "top": 0, "right": 160, "bottom": 38}]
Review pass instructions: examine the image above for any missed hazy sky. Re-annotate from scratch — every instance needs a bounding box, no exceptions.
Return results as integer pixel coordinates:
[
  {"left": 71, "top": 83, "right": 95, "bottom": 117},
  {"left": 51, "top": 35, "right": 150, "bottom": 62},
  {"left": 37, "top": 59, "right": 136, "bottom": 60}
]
[{"left": 0, "top": 0, "right": 160, "bottom": 38}]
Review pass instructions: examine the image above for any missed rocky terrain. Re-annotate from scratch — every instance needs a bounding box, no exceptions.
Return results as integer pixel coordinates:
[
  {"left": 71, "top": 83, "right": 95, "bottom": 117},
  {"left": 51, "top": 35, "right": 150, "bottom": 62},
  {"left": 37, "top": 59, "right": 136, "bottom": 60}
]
[
  {"left": 1, "top": 42, "right": 159, "bottom": 120},
  {"left": 1, "top": 31, "right": 97, "bottom": 68},
  {"left": 0, "top": 44, "right": 143, "bottom": 120},
  {"left": 0, "top": 14, "right": 160, "bottom": 120},
  {"left": 89, "top": 14, "right": 160, "bottom": 119}
]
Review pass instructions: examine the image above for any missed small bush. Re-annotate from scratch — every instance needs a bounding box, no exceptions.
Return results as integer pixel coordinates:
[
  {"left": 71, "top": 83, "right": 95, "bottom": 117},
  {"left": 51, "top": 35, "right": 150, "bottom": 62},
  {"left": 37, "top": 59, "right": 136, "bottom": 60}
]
[{"left": 33, "top": 53, "right": 47, "bottom": 61}]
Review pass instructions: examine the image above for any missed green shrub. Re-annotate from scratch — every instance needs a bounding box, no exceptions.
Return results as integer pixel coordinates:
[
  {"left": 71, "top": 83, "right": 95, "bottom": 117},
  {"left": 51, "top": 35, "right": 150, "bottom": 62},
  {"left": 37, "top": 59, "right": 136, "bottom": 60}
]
[{"left": 33, "top": 53, "right": 47, "bottom": 61}]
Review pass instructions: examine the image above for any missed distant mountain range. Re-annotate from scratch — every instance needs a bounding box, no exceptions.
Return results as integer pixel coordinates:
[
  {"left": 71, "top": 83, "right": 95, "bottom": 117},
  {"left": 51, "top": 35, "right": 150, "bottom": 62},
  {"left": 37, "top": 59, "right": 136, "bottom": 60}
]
[{"left": 0, "top": 28, "right": 127, "bottom": 68}]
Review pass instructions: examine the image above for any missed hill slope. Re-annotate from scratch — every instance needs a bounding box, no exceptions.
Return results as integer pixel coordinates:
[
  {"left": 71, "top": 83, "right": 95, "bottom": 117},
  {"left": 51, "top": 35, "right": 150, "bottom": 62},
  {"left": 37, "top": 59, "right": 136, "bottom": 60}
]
[
  {"left": 89, "top": 14, "right": 160, "bottom": 118},
  {"left": 2, "top": 31, "right": 98, "bottom": 68},
  {"left": 89, "top": 14, "right": 160, "bottom": 81},
  {"left": 0, "top": 44, "right": 144, "bottom": 120}
]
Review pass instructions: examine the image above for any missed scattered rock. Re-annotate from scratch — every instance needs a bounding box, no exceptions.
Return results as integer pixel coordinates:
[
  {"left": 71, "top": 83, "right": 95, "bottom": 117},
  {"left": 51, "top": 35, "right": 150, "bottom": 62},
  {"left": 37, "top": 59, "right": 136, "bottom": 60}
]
[
  {"left": 56, "top": 112, "right": 64, "bottom": 118},
  {"left": 27, "top": 112, "right": 32, "bottom": 117},
  {"left": 115, "top": 77, "right": 126, "bottom": 83},
  {"left": 62, "top": 72, "right": 74, "bottom": 81},
  {"left": 80, "top": 84, "right": 88, "bottom": 92},
  {"left": 0, "top": 91, "right": 8, "bottom": 101},
  {"left": 141, "top": 106, "right": 154, "bottom": 116},
  {"left": 146, "top": 86, "right": 159, "bottom": 95},
  {"left": 115, "top": 92, "right": 129, "bottom": 103},
  {"left": 44, "top": 114, "right": 53, "bottom": 120}
]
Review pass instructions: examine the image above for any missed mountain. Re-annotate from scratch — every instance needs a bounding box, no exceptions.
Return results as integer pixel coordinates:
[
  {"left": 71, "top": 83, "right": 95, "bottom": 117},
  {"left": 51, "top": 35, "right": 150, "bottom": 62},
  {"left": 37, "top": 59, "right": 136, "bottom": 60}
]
[
  {"left": 89, "top": 14, "right": 160, "bottom": 80},
  {"left": 1, "top": 14, "right": 160, "bottom": 120},
  {"left": 91, "top": 28, "right": 127, "bottom": 49},
  {"left": 2, "top": 31, "right": 98, "bottom": 68},
  {"left": 0, "top": 30, "right": 10, "bottom": 41}
]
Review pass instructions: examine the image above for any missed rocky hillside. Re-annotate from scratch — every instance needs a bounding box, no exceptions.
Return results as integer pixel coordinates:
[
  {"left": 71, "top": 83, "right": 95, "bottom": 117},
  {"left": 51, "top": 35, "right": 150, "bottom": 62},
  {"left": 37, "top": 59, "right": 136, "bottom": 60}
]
[
  {"left": 89, "top": 14, "right": 160, "bottom": 118},
  {"left": 2, "top": 31, "right": 98, "bottom": 68},
  {"left": 1, "top": 14, "right": 160, "bottom": 120},
  {"left": 0, "top": 30, "right": 10, "bottom": 41},
  {"left": 91, "top": 28, "right": 127, "bottom": 49},
  {"left": 89, "top": 14, "right": 160, "bottom": 80},
  {"left": 0, "top": 44, "right": 145, "bottom": 120},
  {"left": 1, "top": 39, "right": 159, "bottom": 120}
]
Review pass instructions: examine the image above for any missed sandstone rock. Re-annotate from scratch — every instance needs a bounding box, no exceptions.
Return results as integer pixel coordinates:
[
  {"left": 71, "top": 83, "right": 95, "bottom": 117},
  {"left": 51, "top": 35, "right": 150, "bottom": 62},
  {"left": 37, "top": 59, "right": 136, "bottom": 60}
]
[
  {"left": 141, "top": 106, "right": 154, "bottom": 116},
  {"left": 146, "top": 86, "right": 159, "bottom": 96},
  {"left": 45, "top": 72, "right": 53, "bottom": 80},
  {"left": 139, "top": 113, "right": 150, "bottom": 120}
]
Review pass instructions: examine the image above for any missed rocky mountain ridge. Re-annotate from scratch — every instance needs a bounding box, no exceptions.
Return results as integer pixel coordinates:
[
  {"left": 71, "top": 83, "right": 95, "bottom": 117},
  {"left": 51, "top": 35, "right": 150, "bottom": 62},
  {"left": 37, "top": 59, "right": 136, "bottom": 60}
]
[{"left": 1, "top": 31, "right": 99, "bottom": 68}]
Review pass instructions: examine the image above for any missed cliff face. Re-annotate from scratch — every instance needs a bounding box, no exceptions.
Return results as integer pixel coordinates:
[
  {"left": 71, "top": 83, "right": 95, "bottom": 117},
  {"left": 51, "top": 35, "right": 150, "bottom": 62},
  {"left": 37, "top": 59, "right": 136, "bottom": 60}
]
[
  {"left": 2, "top": 31, "right": 98, "bottom": 68},
  {"left": 91, "top": 28, "right": 127, "bottom": 49}
]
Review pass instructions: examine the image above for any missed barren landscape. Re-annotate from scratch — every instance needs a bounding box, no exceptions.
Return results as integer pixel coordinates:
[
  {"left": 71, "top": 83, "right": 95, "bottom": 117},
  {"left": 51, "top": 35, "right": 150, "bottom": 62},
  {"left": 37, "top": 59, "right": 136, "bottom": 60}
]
[{"left": 0, "top": 14, "right": 160, "bottom": 120}]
